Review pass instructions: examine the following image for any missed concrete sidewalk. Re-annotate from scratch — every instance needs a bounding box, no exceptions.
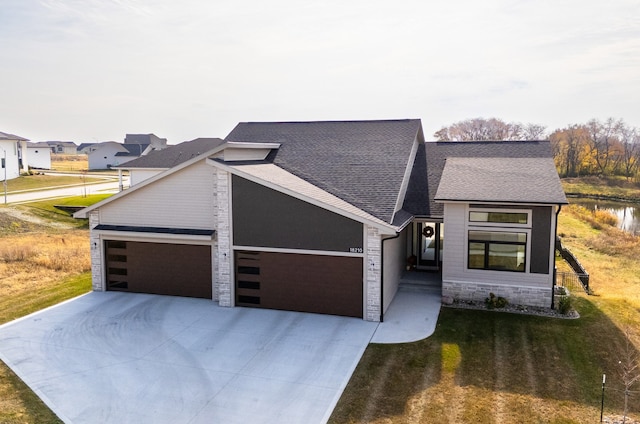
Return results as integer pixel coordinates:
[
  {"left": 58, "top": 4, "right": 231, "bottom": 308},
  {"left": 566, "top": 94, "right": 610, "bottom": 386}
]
[{"left": 372, "top": 287, "right": 441, "bottom": 344}]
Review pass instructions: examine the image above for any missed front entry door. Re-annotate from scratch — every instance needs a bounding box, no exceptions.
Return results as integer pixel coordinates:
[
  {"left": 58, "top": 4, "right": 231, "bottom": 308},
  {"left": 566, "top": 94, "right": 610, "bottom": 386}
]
[{"left": 417, "top": 223, "right": 442, "bottom": 269}]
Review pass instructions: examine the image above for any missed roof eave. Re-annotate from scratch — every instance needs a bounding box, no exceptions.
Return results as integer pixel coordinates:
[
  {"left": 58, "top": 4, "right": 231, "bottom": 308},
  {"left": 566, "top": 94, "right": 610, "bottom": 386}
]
[{"left": 434, "top": 198, "right": 569, "bottom": 205}]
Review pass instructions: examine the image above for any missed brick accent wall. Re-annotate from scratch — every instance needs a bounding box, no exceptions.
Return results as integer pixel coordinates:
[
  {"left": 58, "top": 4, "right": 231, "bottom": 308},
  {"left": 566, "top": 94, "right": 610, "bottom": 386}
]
[
  {"left": 216, "top": 169, "right": 232, "bottom": 307},
  {"left": 365, "top": 226, "right": 381, "bottom": 321},
  {"left": 443, "top": 281, "right": 552, "bottom": 308},
  {"left": 89, "top": 210, "right": 103, "bottom": 291}
]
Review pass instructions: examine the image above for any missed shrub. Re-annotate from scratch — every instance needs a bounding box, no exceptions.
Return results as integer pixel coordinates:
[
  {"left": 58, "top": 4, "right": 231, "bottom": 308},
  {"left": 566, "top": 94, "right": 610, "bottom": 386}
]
[
  {"left": 485, "top": 293, "right": 508, "bottom": 309},
  {"left": 557, "top": 295, "right": 572, "bottom": 315},
  {"left": 593, "top": 209, "right": 618, "bottom": 227}
]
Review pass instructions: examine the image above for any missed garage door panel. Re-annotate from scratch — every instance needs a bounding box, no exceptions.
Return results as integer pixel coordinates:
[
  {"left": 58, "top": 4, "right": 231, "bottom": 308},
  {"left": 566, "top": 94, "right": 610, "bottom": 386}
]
[
  {"left": 235, "top": 251, "right": 362, "bottom": 318},
  {"left": 105, "top": 241, "right": 212, "bottom": 299}
]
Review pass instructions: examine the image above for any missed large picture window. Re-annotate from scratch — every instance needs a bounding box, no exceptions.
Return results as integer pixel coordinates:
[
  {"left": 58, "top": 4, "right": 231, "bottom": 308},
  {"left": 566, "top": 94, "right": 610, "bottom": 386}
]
[{"left": 468, "top": 230, "right": 526, "bottom": 272}]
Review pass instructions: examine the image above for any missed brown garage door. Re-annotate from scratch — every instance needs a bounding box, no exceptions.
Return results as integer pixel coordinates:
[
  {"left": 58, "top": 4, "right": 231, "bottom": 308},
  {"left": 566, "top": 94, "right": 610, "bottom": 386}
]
[
  {"left": 235, "top": 251, "right": 363, "bottom": 318},
  {"left": 105, "top": 240, "right": 212, "bottom": 299}
]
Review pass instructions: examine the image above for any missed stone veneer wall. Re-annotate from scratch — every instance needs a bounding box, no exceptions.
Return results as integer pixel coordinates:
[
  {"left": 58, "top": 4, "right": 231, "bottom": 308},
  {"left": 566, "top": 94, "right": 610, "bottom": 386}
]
[
  {"left": 216, "top": 169, "right": 232, "bottom": 307},
  {"left": 89, "top": 210, "right": 103, "bottom": 291},
  {"left": 365, "top": 226, "right": 381, "bottom": 321},
  {"left": 443, "top": 281, "right": 552, "bottom": 308}
]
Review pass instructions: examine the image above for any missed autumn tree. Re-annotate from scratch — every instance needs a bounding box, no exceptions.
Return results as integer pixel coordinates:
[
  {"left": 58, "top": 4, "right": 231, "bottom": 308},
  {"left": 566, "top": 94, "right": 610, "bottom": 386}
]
[
  {"left": 433, "top": 118, "right": 547, "bottom": 141},
  {"left": 549, "top": 125, "right": 590, "bottom": 177}
]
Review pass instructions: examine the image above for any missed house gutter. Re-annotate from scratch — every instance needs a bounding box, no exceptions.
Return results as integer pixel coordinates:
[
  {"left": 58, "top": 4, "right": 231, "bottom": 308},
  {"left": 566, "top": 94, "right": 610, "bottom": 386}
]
[
  {"left": 551, "top": 204, "right": 563, "bottom": 309},
  {"left": 380, "top": 232, "right": 401, "bottom": 323}
]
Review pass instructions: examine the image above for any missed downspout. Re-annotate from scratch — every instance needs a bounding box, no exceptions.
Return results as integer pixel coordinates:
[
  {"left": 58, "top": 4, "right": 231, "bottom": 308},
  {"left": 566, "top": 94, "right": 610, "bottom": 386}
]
[
  {"left": 551, "top": 204, "right": 563, "bottom": 309},
  {"left": 380, "top": 232, "right": 401, "bottom": 323}
]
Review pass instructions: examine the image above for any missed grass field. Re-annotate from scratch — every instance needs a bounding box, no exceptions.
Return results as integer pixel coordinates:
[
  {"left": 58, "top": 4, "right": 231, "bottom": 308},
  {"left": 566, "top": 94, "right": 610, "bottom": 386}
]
[
  {"left": 562, "top": 176, "right": 640, "bottom": 201},
  {"left": 50, "top": 154, "right": 88, "bottom": 172},
  {"left": 4, "top": 174, "right": 103, "bottom": 192}
]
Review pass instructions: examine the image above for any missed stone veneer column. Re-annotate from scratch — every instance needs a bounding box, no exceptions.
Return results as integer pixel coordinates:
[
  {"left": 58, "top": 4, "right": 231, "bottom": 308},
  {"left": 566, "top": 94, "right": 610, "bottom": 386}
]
[
  {"left": 89, "top": 210, "right": 103, "bottom": 291},
  {"left": 365, "top": 226, "right": 381, "bottom": 321},
  {"left": 211, "top": 170, "right": 219, "bottom": 301},
  {"left": 216, "top": 169, "right": 232, "bottom": 307}
]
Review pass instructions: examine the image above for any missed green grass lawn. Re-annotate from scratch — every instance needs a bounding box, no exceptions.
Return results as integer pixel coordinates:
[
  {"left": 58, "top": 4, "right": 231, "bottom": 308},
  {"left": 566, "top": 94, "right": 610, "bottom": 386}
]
[
  {"left": 329, "top": 296, "right": 634, "bottom": 423},
  {"left": 4, "top": 174, "right": 106, "bottom": 192},
  {"left": 20, "top": 194, "right": 112, "bottom": 227}
]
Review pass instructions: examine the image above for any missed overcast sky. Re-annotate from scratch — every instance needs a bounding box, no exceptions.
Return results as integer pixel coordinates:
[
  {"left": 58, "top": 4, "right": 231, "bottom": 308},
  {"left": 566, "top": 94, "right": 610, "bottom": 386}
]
[{"left": 1, "top": 0, "right": 639, "bottom": 143}]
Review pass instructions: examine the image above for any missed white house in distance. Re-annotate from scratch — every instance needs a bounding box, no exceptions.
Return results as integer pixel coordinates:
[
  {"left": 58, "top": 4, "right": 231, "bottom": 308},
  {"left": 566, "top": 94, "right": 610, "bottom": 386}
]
[
  {"left": 47, "top": 141, "right": 78, "bottom": 155},
  {"left": 82, "top": 134, "right": 168, "bottom": 170},
  {"left": 27, "top": 142, "right": 52, "bottom": 170},
  {"left": 0, "top": 131, "right": 29, "bottom": 181}
]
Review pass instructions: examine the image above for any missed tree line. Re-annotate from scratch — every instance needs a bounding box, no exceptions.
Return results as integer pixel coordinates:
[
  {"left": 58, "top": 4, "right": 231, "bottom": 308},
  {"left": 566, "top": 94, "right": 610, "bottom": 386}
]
[{"left": 435, "top": 118, "right": 640, "bottom": 179}]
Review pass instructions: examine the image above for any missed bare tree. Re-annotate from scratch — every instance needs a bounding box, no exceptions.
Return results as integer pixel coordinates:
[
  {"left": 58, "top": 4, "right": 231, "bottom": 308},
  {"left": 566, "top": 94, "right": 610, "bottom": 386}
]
[
  {"left": 585, "top": 118, "right": 624, "bottom": 175},
  {"left": 433, "top": 118, "right": 546, "bottom": 141},
  {"left": 618, "top": 125, "right": 640, "bottom": 180},
  {"left": 618, "top": 327, "right": 640, "bottom": 423},
  {"left": 522, "top": 123, "right": 548, "bottom": 140}
]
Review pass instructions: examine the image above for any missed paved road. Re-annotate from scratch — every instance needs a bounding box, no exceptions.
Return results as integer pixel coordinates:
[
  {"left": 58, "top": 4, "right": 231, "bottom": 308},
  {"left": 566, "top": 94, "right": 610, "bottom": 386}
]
[{"left": 3, "top": 176, "right": 128, "bottom": 205}]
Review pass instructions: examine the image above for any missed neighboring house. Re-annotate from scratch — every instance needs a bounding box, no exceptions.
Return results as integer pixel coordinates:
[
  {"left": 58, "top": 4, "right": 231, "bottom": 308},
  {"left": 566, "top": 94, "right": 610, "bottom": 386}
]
[
  {"left": 86, "top": 142, "right": 132, "bottom": 169},
  {"left": 114, "top": 138, "right": 225, "bottom": 186},
  {"left": 124, "top": 133, "right": 168, "bottom": 148},
  {"left": 26, "top": 142, "right": 52, "bottom": 169},
  {"left": 77, "top": 142, "right": 97, "bottom": 155},
  {"left": 0, "top": 131, "right": 29, "bottom": 181},
  {"left": 47, "top": 141, "right": 77, "bottom": 155},
  {"left": 75, "top": 119, "right": 567, "bottom": 322},
  {"left": 84, "top": 133, "right": 168, "bottom": 170}
]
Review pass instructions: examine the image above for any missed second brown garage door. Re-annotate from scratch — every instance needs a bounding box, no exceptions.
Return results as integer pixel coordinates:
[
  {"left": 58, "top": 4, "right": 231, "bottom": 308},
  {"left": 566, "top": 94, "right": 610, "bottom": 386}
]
[
  {"left": 105, "top": 240, "right": 212, "bottom": 299},
  {"left": 235, "top": 251, "right": 363, "bottom": 318}
]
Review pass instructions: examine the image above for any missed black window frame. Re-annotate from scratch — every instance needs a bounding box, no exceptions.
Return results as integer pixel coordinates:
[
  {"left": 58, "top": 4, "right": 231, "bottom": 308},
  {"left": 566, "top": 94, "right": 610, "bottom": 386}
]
[{"left": 467, "top": 230, "right": 527, "bottom": 272}]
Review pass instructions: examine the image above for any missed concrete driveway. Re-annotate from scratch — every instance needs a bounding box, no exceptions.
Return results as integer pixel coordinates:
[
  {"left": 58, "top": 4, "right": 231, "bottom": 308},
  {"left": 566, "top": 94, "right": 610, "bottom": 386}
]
[{"left": 0, "top": 292, "right": 378, "bottom": 423}]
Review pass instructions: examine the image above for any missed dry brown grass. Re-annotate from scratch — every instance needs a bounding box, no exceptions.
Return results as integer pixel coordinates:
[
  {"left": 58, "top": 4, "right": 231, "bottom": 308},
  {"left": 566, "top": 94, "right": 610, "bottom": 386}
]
[
  {"left": 50, "top": 154, "right": 88, "bottom": 172},
  {"left": 0, "top": 232, "right": 90, "bottom": 299}
]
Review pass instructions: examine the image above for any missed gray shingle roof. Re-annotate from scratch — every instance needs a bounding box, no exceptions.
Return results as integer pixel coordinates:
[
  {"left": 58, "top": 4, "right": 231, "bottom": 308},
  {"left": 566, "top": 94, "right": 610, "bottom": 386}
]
[
  {"left": 225, "top": 120, "right": 423, "bottom": 224},
  {"left": 406, "top": 140, "right": 565, "bottom": 217},
  {"left": 435, "top": 157, "right": 568, "bottom": 205},
  {"left": 0, "top": 131, "right": 28, "bottom": 141},
  {"left": 120, "top": 138, "right": 224, "bottom": 169},
  {"left": 115, "top": 144, "right": 149, "bottom": 156}
]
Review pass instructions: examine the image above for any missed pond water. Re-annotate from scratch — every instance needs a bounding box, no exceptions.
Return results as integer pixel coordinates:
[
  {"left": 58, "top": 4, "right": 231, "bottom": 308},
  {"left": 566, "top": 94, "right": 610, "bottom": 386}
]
[{"left": 570, "top": 198, "right": 640, "bottom": 235}]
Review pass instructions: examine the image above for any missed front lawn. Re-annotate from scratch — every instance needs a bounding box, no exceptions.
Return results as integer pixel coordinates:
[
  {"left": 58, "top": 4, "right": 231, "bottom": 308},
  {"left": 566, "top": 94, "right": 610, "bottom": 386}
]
[{"left": 330, "top": 296, "right": 629, "bottom": 423}]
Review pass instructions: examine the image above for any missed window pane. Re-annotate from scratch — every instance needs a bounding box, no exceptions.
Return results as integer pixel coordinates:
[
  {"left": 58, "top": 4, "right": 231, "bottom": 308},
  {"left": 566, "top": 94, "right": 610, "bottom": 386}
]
[
  {"left": 488, "top": 243, "right": 526, "bottom": 271},
  {"left": 468, "top": 242, "right": 485, "bottom": 269},
  {"left": 469, "top": 231, "right": 526, "bottom": 243},
  {"left": 469, "top": 211, "right": 528, "bottom": 224}
]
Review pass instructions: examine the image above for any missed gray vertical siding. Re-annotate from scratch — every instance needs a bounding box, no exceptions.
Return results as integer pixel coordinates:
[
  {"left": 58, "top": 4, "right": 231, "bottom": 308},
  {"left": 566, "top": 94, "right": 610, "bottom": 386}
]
[
  {"left": 232, "top": 175, "right": 363, "bottom": 252},
  {"left": 530, "top": 206, "right": 552, "bottom": 274}
]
